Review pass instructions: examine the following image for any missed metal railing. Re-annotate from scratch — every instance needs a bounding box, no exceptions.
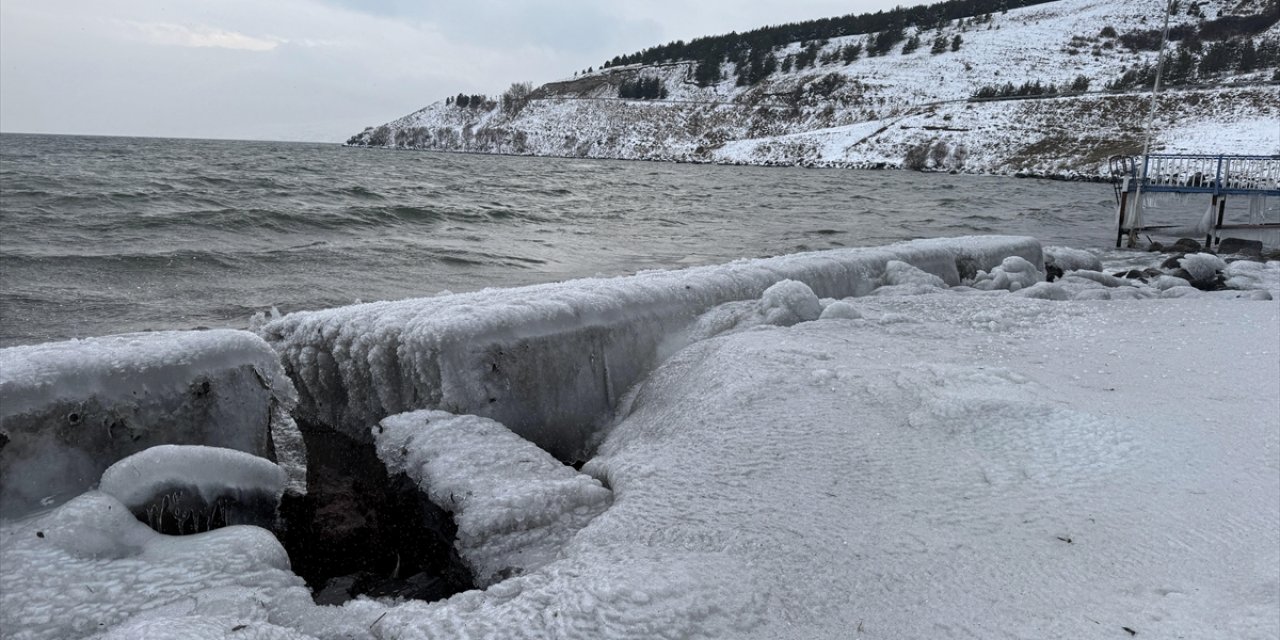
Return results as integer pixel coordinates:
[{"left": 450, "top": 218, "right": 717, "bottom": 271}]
[
  {"left": 1110, "top": 154, "right": 1280, "bottom": 197},
  {"left": 1110, "top": 154, "right": 1280, "bottom": 248}
]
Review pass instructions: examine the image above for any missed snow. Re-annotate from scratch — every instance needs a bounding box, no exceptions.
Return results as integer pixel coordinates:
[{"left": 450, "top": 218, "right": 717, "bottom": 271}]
[
  {"left": 99, "top": 445, "right": 288, "bottom": 532},
  {"left": 262, "top": 235, "right": 1041, "bottom": 461},
  {"left": 374, "top": 411, "right": 613, "bottom": 588},
  {"left": 0, "top": 330, "right": 306, "bottom": 519},
  {"left": 2, "top": 237, "right": 1278, "bottom": 640}
]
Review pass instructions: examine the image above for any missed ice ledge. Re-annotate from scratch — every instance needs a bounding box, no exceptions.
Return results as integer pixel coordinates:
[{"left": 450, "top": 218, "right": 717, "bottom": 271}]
[
  {"left": 0, "top": 330, "right": 306, "bottom": 518},
  {"left": 376, "top": 410, "right": 612, "bottom": 587},
  {"left": 264, "top": 236, "right": 1043, "bottom": 460}
]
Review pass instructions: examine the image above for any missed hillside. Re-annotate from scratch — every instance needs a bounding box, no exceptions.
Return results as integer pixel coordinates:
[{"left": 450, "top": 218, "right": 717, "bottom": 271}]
[{"left": 347, "top": 0, "right": 1280, "bottom": 175}]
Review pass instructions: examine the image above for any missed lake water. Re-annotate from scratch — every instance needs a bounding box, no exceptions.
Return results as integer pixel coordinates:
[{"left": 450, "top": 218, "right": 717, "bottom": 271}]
[{"left": 0, "top": 133, "right": 1121, "bottom": 346}]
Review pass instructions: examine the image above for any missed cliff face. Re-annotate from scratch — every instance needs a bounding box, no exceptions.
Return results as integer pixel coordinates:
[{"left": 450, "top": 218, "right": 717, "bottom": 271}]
[{"left": 348, "top": 0, "right": 1280, "bottom": 175}]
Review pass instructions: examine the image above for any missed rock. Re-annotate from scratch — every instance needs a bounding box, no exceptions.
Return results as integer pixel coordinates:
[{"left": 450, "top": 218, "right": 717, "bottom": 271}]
[
  {"left": 1160, "top": 254, "right": 1186, "bottom": 270},
  {"left": 1172, "top": 238, "right": 1203, "bottom": 254},
  {"left": 1148, "top": 241, "right": 1165, "bottom": 252},
  {"left": 1218, "top": 237, "right": 1264, "bottom": 257},
  {"left": 1045, "top": 264, "right": 1064, "bottom": 282}
]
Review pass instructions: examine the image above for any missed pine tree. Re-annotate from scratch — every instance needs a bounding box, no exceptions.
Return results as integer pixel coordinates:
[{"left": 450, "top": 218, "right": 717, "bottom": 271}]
[
  {"left": 931, "top": 35, "right": 949, "bottom": 54},
  {"left": 951, "top": 34, "right": 963, "bottom": 51}
]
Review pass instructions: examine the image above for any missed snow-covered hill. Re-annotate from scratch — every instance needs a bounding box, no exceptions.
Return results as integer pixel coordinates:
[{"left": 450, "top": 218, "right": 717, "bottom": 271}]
[{"left": 349, "top": 0, "right": 1280, "bottom": 175}]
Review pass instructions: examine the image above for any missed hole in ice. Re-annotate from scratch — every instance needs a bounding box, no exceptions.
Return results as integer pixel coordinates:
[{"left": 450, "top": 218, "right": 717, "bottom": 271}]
[{"left": 277, "top": 427, "right": 474, "bottom": 605}]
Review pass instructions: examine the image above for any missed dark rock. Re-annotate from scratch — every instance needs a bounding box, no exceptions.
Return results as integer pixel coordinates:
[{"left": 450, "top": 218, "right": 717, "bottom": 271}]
[
  {"left": 1218, "top": 237, "right": 1264, "bottom": 257},
  {"left": 313, "top": 576, "right": 357, "bottom": 606},
  {"left": 955, "top": 256, "right": 980, "bottom": 282},
  {"left": 1045, "top": 264, "right": 1064, "bottom": 282},
  {"left": 1160, "top": 254, "right": 1186, "bottom": 270},
  {"left": 1169, "top": 268, "right": 1194, "bottom": 282},
  {"left": 1142, "top": 268, "right": 1164, "bottom": 279},
  {"left": 1147, "top": 241, "right": 1165, "bottom": 252},
  {"left": 1172, "top": 238, "right": 1203, "bottom": 254}
]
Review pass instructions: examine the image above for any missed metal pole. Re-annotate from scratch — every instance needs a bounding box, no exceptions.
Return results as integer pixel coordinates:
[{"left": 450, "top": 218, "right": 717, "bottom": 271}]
[{"left": 1130, "top": 0, "right": 1177, "bottom": 248}]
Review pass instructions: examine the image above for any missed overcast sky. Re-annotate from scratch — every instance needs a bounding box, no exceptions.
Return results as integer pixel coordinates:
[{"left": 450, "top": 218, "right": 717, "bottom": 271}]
[{"left": 1, "top": 0, "right": 928, "bottom": 142}]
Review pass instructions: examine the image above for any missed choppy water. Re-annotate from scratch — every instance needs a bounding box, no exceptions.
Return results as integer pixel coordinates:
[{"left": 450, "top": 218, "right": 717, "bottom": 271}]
[{"left": 1, "top": 133, "right": 1121, "bottom": 347}]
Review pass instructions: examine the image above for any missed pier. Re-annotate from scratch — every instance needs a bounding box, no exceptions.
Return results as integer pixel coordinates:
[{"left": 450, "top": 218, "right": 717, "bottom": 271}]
[{"left": 1111, "top": 154, "right": 1280, "bottom": 249}]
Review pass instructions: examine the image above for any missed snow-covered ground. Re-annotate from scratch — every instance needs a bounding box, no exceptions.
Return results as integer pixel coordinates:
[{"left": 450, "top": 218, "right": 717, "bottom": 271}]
[
  {"left": 1, "top": 236, "right": 1276, "bottom": 639},
  {"left": 349, "top": 0, "right": 1280, "bottom": 174}
]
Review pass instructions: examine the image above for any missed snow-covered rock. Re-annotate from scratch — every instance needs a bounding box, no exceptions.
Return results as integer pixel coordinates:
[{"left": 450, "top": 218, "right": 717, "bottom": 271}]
[
  {"left": 1180, "top": 252, "right": 1228, "bottom": 284},
  {"left": 0, "top": 330, "right": 305, "bottom": 519}
]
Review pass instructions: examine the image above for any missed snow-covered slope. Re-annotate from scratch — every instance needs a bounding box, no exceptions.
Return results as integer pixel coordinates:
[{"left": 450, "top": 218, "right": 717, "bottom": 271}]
[{"left": 349, "top": 0, "right": 1279, "bottom": 175}]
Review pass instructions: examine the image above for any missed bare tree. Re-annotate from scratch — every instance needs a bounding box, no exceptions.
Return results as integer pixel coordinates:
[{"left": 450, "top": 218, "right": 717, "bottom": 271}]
[{"left": 502, "top": 81, "right": 534, "bottom": 117}]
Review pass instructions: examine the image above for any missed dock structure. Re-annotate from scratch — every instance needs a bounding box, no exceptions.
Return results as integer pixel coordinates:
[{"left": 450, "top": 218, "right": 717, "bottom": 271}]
[{"left": 1111, "top": 154, "right": 1280, "bottom": 249}]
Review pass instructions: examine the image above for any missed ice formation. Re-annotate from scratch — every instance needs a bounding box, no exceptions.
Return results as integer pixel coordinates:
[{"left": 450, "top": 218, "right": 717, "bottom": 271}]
[
  {"left": 99, "top": 445, "right": 288, "bottom": 534},
  {"left": 758, "top": 279, "right": 823, "bottom": 326},
  {"left": 374, "top": 410, "right": 613, "bottom": 587},
  {"left": 0, "top": 491, "right": 318, "bottom": 640},
  {"left": 1179, "top": 252, "right": 1228, "bottom": 284},
  {"left": 971, "top": 255, "right": 1043, "bottom": 291},
  {"left": 1043, "top": 245, "right": 1103, "bottom": 272},
  {"left": 0, "top": 330, "right": 306, "bottom": 518},
  {"left": 262, "top": 236, "right": 1042, "bottom": 460},
  {"left": 1, "top": 238, "right": 1277, "bottom": 640},
  {"left": 818, "top": 300, "right": 862, "bottom": 320}
]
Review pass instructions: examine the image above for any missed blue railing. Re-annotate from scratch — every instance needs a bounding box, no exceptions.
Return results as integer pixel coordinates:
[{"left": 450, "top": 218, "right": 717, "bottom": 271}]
[{"left": 1110, "top": 154, "right": 1280, "bottom": 197}]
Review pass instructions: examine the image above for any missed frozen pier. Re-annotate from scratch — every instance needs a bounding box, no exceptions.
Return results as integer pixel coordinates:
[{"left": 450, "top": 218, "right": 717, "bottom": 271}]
[{"left": 1111, "top": 153, "right": 1280, "bottom": 249}]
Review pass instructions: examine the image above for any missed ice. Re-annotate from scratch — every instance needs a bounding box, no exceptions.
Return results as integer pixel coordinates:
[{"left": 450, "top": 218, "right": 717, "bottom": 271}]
[
  {"left": 882, "top": 259, "right": 947, "bottom": 288},
  {"left": 99, "top": 445, "right": 287, "bottom": 534},
  {"left": 1062, "top": 269, "right": 1131, "bottom": 288},
  {"left": 0, "top": 330, "right": 306, "bottom": 518},
  {"left": 0, "top": 491, "right": 319, "bottom": 640},
  {"left": 374, "top": 410, "right": 613, "bottom": 588},
  {"left": 1043, "top": 245, "right": 1103, "bottom": 272},
  {"left": 1012, "top": 281, "right": 1072, "bottom": 300},
  {"left": 818, "top": 300, "right": 862, "bottom": 320},
  {"left": 971, "top": 255, "right": 1044, "bottom": 292},
  {"left": 1224, "top": 259, "right": 1271, "bottom": 291},
  {"left": 3, "top": 238, "right": 1277, "bottom": 640},
  {"left": 262, "top": 236, "right": 1042, "bottom": 461},
  {"left": 1179, "top": 252, "right": 1228, "bottom": 284},
  {"left": 758, "top": 279, "right": 822, "bottom": 326},
  {"left": 1153, "top": 274, "right": 1193, "bottom": 291}
]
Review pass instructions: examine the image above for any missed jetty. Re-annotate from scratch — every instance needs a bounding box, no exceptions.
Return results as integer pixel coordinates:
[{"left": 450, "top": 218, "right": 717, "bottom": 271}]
[{"left": 1111, "top": 153, "right": 1280, "bottom": 249}]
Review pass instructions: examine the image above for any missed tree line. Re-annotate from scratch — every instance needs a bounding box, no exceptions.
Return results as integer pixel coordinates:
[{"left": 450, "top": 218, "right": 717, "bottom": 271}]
[
  {"left": 617, "top": 77, "right": 669, "bottom": 100},
  {"left": 600, "top": 0, "right": 1032, "bottom": 72}
]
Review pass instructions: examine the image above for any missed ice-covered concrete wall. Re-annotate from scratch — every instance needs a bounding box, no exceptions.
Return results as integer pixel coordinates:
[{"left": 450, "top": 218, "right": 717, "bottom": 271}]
[
  {"left": 262, "top": 236, "right": 1043, "bottom": 460},
  {"left": 0, "top": 330, "right": 305, "bottom": 518}
]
